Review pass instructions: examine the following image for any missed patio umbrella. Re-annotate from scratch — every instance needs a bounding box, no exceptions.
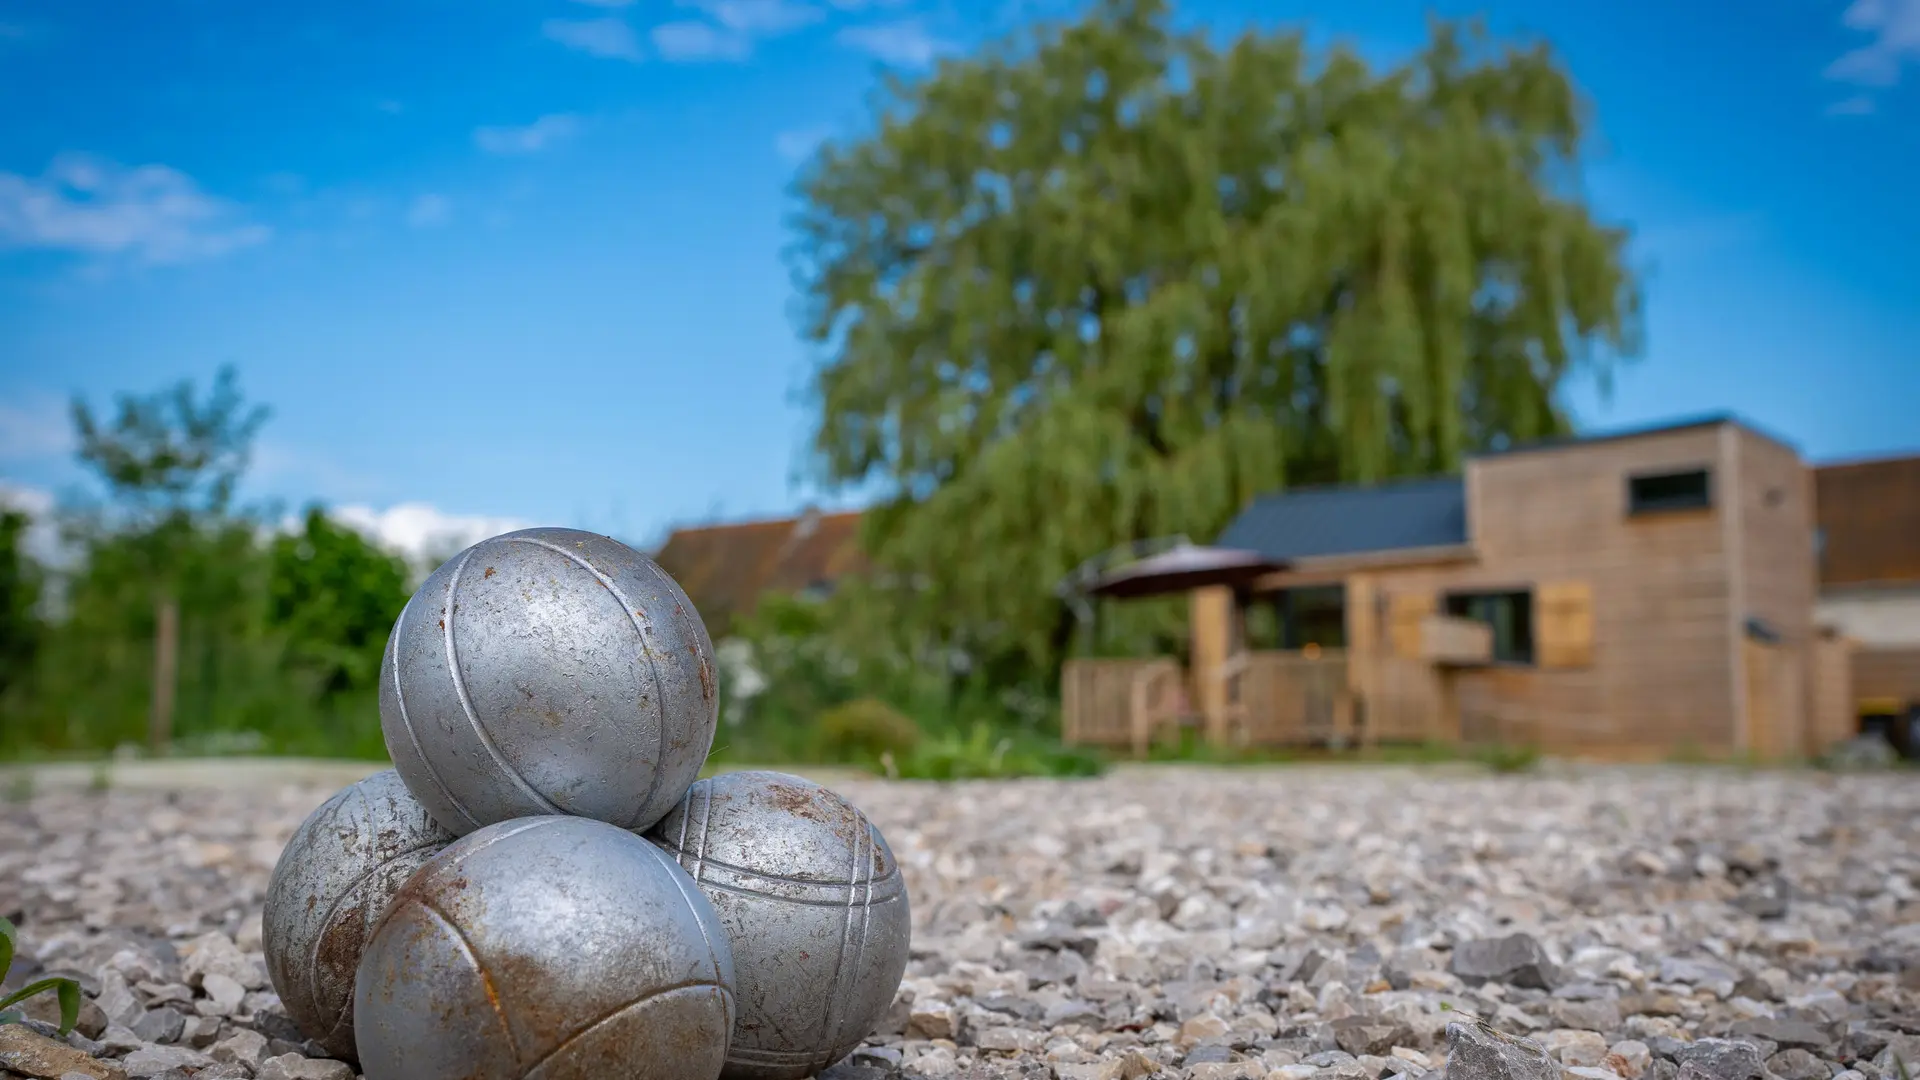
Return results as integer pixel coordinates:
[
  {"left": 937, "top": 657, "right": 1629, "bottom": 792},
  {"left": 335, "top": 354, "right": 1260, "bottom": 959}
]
[{"left": 1081, "top": 542, "right": 1280, "bottom": 600}]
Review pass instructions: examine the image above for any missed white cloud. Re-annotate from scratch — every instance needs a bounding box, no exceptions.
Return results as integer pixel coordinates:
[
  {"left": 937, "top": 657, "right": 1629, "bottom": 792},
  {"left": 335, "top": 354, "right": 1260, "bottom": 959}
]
[
  {"left": 406, "top": 193, "right": 452, "bottom": 228},
  {"left": 775, "top": 126, "right": 831, "bottom": 162},
  {"left": 327, "top": 502, "right": 534, "bottom": 565},
  {"left": 0, "top": 396, "right": 73, "bottom": 462},
  {"left": 1828, "top": 0, "right": 1920, "bottom": 90},
  {"left": 0, "top": 154, "right": 271, "bottom": 266},
  {"left": 652, "top": 20, "right": 753, "bottom": 61},
  {"left": 691, "top": 0, "right": 825, "bottom": 34},
  {"left": 543, "top": 16, "right": 645, "bottom": 61},
  {"left": 0, "top": 480, "right": 52, "bottom": 517},
  {"left": 0, "top": 481, "right": 64, "bottom": 567},
  {"left": 836, "top": 19, "right": 948, "bottom": 67},
  {"left": 474, "top": 114, "right": 581, "bottom": 155},
  {"left": 652, "top": 0, "right": 824, "bottom": 62}
]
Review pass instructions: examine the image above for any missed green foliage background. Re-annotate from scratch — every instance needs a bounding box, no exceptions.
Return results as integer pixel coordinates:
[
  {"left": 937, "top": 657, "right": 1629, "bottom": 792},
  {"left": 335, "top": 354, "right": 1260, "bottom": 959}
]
[
  {"left": 1, "top": 1, "right": 1637, "bottom": 774},
  {"left": 791, "top": 0, "right": 1639, "bottom": 684},
  {"left": 1, "top": 369, "right": 410, "bottom": 760}
]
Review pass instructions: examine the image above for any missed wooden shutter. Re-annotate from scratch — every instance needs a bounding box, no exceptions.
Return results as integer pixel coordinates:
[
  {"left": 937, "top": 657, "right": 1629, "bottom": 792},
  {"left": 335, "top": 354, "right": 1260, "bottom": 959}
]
[
  {"left": 1535, "top": 581, "right": 1595, "bottom": 669},
  {"left": 1387, "top": 592, "right": 1435, "bottom": 659}
]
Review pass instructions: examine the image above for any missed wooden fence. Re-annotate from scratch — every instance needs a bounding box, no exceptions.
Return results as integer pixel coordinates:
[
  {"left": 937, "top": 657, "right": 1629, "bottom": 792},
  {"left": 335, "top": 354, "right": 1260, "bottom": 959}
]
[
  {"left": 1063, "top": 650, "right": 1372, "bottom": 754},
  {"left": 1225, "top": 650, "right": 1354, "bottom": 748},
  {"left": 1059, "top": 657, "right": 1191, "bottom": 755}
]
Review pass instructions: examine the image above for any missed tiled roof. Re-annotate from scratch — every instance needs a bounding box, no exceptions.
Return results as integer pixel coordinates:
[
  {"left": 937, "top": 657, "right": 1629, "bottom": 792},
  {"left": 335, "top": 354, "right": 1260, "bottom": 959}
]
[
  {"left": 651, "top": 509, "right": 868, "bottom": 637},
  {"left": 1215, "top": 477, "right": 1469, "bottom": 562}
]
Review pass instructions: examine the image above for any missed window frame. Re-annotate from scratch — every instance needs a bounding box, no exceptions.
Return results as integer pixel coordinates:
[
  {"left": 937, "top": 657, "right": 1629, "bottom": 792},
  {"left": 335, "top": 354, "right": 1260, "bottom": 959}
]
[
  {"left": 1442, "top": 587, "right": 1537, "bottom": 666},
  {"left": 1625, "top": 466, "right": 1714, "bottom": 516}
]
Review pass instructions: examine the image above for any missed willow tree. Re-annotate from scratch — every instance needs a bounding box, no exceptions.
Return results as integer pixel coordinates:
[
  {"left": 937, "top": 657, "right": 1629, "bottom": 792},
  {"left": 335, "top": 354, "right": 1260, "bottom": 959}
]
[{"left": 788, "top": 0, "right": 1641, "bottom": 680}]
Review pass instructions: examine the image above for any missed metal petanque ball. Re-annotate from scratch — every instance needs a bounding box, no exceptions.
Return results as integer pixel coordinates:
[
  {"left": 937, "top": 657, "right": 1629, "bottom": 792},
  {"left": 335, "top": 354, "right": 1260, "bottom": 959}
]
[
  {"left": 379, "top": 526, "right": 718, "bottom": 837},
  {"left": 354, "top": 815, "right": 737, "bottom": 1080},
  {"left": 262, "top": 768, "right": 456, "bottom": 1062},
  {"left": 648, "top": 770, "right": 910, "bottom": 1080}
]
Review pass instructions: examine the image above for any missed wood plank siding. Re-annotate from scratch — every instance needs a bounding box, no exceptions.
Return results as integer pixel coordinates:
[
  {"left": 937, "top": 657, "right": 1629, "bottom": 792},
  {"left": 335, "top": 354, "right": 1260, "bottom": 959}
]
[{"left": 1354, "top": 424, "right": 1741, "bottom": 754}]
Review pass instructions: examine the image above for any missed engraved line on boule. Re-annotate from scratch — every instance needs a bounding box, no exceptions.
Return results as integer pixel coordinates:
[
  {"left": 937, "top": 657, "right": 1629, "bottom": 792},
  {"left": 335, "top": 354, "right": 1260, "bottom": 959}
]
[
  {"left": 836, "top": 822, "right": 878, "bottom": 1058},
  {"left": 391, "top": 595, "right": 481, "bottom": 832},
  {"left": 816, "top": 814, "right": 865, "bottom": 1068},
  {"left": 445, "top": 544, "right": 564, "bottom": 818},
  {"left": 506, "top": 533, "right": 672, "bottom": 830},
  {"left": 651, "top": 843, "right": 731, "bottom": 1048},
  {"left": 727, "top": 1045, "right": 839, "bottom": 1066},
  {"left": 446, "top": 815, "right": 568, "bottom": 864},
  {"left": 694, "top": 778, "right": 715, "bottom": 884},
  {"left": 302, "top": 841, "right": 447, "bottom": 1039},
  {"left": 691, "top": 879, "right": 907, "bottom": 909},
  {"left": 413, "top": 898, "right": 521, "bottom": 1067},
  {"left": 519, "top": 983, "right": 734, "bottom": 1080},
  {"left": 674, "top": 783, "right": 697, "bottom": 880},
  {"left": 649, "top": 843, "right": 901, "bottom": 892},
  {"left": 636, "top": 554, "right": 719, "bottom": 767}
]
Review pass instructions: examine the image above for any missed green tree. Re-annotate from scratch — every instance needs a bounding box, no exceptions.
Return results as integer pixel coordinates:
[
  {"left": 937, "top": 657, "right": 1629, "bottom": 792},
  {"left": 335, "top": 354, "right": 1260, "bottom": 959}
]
[
  {"left": 268, "top": 507, "right": 411, "bottom": 700},
  {"left": 789, "top": 0, "right": 1642, "bottom": 676},
  {"left": 0, "top": 509, "right": 43, "bottom": 704},
  {"left": 71, "top": 365, "right": 268, "bottom": 524},
  {"left": 48, "top": 366, "right": 272, "bottom": 750}
]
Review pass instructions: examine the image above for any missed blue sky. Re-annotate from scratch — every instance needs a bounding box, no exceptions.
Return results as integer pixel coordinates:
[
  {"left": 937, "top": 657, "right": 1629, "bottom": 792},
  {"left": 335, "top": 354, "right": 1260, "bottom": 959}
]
[{"left": 1, "top": 0, "right": 1915, "bottom": 557}]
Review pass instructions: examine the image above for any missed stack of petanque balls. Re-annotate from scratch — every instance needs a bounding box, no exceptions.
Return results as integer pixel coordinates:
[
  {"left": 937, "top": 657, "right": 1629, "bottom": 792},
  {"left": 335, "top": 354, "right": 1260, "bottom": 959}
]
[{"left": 261, "top": 527, "right": 911, "bottom": 1080}]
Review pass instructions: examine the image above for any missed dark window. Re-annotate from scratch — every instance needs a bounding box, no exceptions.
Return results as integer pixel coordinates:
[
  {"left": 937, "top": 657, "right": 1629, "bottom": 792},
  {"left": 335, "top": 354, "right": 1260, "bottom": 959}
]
[
  {"left": 1627, "top": 468, "right": 1712, "bottom": 515},
  {"left": 1443, "top": 590, "right": 1535, "bottom": 665},
  {"left": 1275, "top": 585, "right": 1346, "bottom": 650}
]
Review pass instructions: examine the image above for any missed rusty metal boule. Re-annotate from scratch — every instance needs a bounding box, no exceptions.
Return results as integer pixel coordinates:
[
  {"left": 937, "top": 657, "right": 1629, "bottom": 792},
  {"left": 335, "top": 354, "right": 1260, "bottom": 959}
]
[
  {"left": 262, "top": 768, "right": 455, "bottom": 1062},
  {"left": 378, "top": 526, "right": 718, "bottom": 837},
  {"left": 354, "top": 815, "right": 736, "bottom": 1080},
  {"left": 648, "top": 770, "right": 910, "bottom": 1080}
]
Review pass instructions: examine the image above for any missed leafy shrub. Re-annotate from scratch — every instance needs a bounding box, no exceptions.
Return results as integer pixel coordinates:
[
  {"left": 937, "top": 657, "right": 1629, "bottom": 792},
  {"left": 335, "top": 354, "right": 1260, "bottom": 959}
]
[
  {"left": 0, "top": 915, "right": 80, "bottom": 1035},
  {"left": 886, "top": 722, "right": 1105, "bottom": 780},
  {"left": 816, "top": 697, "right": 923, "bottom": 762},
  {"left": 1474, "top": 742, "right": 1541, "bottom": 774}
]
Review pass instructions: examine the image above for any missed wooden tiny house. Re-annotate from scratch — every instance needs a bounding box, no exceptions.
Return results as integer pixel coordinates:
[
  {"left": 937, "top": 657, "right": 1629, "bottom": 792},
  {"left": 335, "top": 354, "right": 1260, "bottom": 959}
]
[{"left": 1062, "top": 415, "right": 1862, "bottom": 760}]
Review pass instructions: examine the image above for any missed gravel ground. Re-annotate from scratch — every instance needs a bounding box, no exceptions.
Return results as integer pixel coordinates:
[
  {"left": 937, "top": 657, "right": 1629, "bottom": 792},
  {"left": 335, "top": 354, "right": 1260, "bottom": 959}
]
[{"left": 2, "top": 763, "right": 1918, "bottom": 1080}]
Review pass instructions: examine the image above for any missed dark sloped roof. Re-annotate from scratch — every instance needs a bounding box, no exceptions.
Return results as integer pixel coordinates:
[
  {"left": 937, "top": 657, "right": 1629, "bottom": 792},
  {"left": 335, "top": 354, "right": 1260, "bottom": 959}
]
[{"left": 1215, "top": 476, "right": 1468, "bottom": 562}]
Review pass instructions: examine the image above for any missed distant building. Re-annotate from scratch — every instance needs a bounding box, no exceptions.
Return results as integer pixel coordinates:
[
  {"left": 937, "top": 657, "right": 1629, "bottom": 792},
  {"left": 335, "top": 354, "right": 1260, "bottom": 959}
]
[
  {"left": 1813, "top": 453, "right": 1920, "bottom": 740},
  {"left": 651, "top": 507, "right": 866, "bottom": 639},
  {"left": 1064, "top": 414, "right": 1884, "bottom": 760}
]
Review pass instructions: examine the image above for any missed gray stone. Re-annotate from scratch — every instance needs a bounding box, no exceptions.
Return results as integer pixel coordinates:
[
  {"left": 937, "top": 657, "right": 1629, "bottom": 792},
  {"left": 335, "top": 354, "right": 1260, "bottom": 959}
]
[
  {"left": 128, "top": 1008, "right": 184, "bottom": 1045},
  {"left": 1334, "top": 1018, "right": 1413, "bottom": 1058},
  {"left": 1670, "top": 1038, "right": 1768, "bottom": 1080},
  {"left": 209, "top": 1028, "right": 268, "bottom": 1068},
  {"left": 1552, "top": 999, "right": 1624, "bottom": 1034},
  {"left": 120, "top": 1044, "right": 213, "bottom": 1078},
  {"left": 1730, "top": 1019, "right": 1836, "bottom": 1053},
  {"left": 252, "top": 1054, "right": 356, "bottom": 1080},
  {"left": 1451, "top": 935, "right": 1561, "bottom": 991},
  {"left": 1767, "top": 1049, "right": 1834, "bottom": 1080},
  {"left": 1444, "top": 1021, "right": 1557, "bottom": 1080}
]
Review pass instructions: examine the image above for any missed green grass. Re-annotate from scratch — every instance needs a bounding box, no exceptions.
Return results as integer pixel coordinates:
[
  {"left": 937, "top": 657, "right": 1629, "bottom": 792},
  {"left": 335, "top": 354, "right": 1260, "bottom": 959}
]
[
  {"left": 0, "top": 916, "right": 80, "bottom": 1036},
  {"left": 879, "top": 722, "right": 1106, "bottom": 780}
]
